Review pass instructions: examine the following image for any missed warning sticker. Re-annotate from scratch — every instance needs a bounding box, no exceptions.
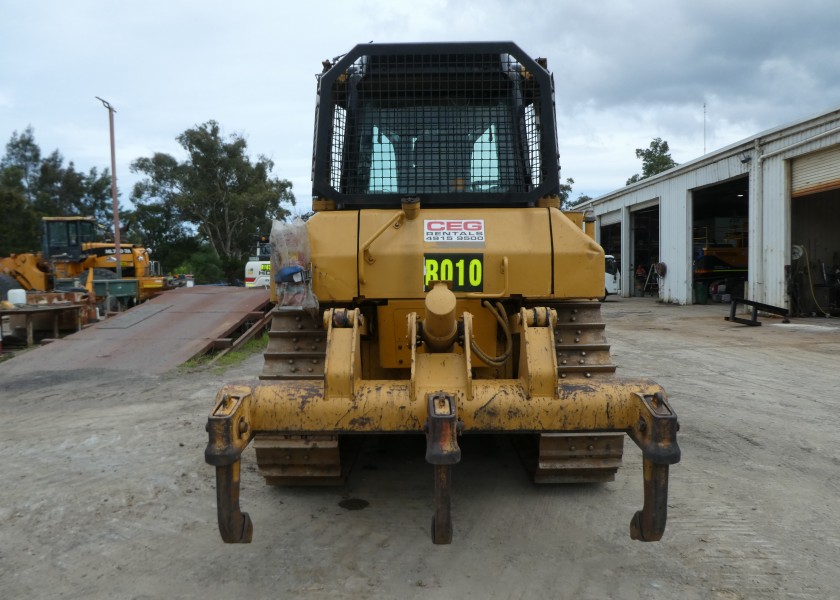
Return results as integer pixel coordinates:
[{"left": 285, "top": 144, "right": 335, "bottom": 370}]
[{"left": 423, "top": 219, "right": 485, "bottom": 243}]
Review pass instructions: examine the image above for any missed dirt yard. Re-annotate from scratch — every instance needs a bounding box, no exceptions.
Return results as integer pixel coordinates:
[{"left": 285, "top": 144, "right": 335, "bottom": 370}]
[{"left": 1, "top": 298, "right": 838, "bottom": 599}]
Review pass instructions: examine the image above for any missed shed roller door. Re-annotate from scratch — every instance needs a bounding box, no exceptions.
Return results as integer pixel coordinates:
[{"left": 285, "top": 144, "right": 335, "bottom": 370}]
[
  {"left": 599, "top": 210, "right": 621, "bottom": 226},
  {"left": 792, "top": 145, "right": 840, "bottom": 197}
]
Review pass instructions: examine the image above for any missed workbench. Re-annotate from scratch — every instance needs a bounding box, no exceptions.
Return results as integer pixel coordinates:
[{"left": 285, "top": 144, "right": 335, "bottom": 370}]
[{"left": 0, "top": 304, "right": 83, "bottom": 347}]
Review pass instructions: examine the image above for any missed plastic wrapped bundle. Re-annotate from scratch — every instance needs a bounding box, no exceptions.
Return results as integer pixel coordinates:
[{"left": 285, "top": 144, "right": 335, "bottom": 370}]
[{"left": 270, "top": 218, "right": 318, "bottom": 311}]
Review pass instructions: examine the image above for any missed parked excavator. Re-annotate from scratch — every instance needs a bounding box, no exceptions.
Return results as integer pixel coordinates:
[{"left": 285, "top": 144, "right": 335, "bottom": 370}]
[{"left": 205, "top": 42, "right": 680, "bottom": 544}]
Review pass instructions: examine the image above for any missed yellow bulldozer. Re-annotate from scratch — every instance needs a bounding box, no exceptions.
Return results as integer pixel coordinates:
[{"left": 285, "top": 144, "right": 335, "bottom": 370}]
[
  {"left": 0, "top": 216, "right": 168, "bottom": 305},
  {"left": 205, "top": 42, "right": 680, "bottom": 544}
]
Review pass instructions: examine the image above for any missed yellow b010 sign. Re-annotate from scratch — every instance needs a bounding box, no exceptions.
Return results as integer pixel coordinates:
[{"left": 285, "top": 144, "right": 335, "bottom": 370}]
[{"left": 424, "top": 253, "right": 483, "bottom": 292}]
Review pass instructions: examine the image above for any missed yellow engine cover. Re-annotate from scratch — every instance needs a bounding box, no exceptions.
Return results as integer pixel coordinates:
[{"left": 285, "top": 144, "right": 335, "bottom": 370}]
[{"left": 306, "top": 207, "right": 604, "bottom": 301}]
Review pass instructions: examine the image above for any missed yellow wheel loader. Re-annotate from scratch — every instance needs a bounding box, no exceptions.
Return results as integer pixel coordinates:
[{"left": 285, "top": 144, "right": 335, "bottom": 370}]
[
  {"left": 205, "top": 42, "right": 680, "bottom": 544},
  {"left": 0, "top": 216, "right": 169, "bottom": 304}
]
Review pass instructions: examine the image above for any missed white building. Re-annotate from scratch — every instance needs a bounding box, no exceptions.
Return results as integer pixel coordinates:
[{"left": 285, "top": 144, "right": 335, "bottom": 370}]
[{"left": 583, "top": 105, "right": 840, "bottom": 315}]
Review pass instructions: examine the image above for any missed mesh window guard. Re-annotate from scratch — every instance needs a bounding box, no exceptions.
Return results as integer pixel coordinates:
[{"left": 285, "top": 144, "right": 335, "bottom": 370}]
[{"left": 312, "top": 43, "right": 559, "bottom": 208}]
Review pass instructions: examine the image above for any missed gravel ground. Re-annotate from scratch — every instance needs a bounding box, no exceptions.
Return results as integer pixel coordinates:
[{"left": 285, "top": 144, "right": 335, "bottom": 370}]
[{"left": 1, "top": 297, "right": 838, "bottom": 599}]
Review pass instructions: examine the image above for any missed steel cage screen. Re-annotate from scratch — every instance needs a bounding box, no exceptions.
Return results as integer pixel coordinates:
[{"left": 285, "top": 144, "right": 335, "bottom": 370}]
[{"left": 311, "top": 43, "right": 560, "bottom": 207}]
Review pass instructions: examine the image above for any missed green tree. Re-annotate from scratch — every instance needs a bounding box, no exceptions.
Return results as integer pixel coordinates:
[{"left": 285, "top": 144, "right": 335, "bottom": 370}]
[
  {"left": 0, "top": 166, "right": 39, "bottom": 254},
  {"left": 123, "top": 200, "right": 200, "bottom": 275},
  {"left": 557, "top": 179, "right": 593, "bottom": 210},
  {"left": 32, "top": 151, "right": 112, "bottom": 225},
  {"left": 558, "top": 177, "right": 574, "bottom": 210},
  {"left": 1, "top": 126, "right": 41, "bottom": 203},
  {"left": 131, "top": 120, "right": 295, "bottom": 280},
  {"left": 571, "top": 193, "right": 592, "bottom": 207},
  {"left": 626, "top": 137, "right": 678, "bottom": 185},
  {"left": 81, "top": 167, "right": 115, "bottom": 227},
  {"left": 173, "top": 244, "right": 226, "bottom": 284},
  {"left": 1, "top": 127, "right": 117, "bottom": 245}
]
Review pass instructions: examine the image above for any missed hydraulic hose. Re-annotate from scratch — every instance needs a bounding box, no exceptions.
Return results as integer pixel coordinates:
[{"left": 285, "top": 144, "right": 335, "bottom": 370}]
[{"left": 470, "top": 301, "right": 513, "bottom": 367}]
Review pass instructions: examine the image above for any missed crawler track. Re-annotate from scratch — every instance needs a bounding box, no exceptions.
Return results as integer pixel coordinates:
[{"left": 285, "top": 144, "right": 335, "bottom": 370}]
[
  {"left": 529, "top": 301, "right": 624, "bottom": 483},
  {"left": 256, "top": 308, "right": 342, "bottom": 485}
]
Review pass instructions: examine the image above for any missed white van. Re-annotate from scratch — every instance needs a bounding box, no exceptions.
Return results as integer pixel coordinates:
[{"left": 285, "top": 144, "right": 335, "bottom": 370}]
[
  {"left": 604, "top": 255, "right": 620, "bottom": 300},
  {"left": 245, "top": 236, "right": 272, "bottom": 288},
  {"left": 244, "top": 260, "right": 271, "bottom": 288}
]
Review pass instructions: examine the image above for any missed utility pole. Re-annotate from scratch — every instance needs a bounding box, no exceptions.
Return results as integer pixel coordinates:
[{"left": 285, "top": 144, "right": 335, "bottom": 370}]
[
  {"left": 95, "top": 96, "right": 121, "bottom": 278},
  {"left": 703, "top": 102, "right": 707, "bottom": 155}
]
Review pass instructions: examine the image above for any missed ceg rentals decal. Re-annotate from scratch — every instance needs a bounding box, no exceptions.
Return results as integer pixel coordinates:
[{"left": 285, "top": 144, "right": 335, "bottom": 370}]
[{"left": 423, "top": 219, "right": 485, "bottom": 243}]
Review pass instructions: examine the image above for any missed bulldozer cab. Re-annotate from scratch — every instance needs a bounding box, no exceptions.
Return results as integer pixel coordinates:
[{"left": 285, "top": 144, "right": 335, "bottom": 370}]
[{"left": 312, "top": 43, "right": 560, "bottom": 208}]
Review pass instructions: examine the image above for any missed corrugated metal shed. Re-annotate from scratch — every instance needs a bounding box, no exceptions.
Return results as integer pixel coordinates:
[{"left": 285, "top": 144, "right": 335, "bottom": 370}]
[{"left": 584, "top": 105, "right": 840, "bottom": 307}]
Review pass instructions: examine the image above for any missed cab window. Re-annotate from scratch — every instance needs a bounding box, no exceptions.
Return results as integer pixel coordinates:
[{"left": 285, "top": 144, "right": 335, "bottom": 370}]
[{"left": 470, "top": 125, "right": 500, "bottom": 191}]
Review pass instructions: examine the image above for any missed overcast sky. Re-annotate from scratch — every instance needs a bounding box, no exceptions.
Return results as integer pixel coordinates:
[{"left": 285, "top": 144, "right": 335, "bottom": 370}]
[{"left": 2, "top": 0, "right": 839, "bottom": 211}]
